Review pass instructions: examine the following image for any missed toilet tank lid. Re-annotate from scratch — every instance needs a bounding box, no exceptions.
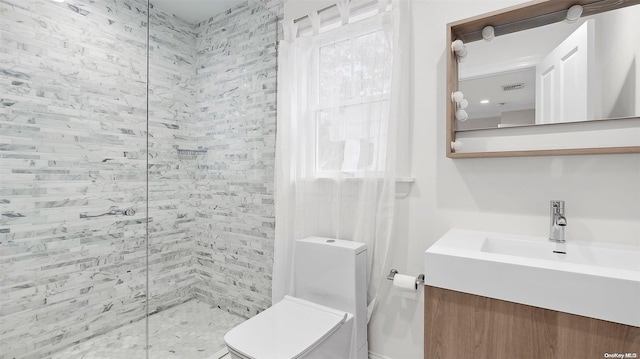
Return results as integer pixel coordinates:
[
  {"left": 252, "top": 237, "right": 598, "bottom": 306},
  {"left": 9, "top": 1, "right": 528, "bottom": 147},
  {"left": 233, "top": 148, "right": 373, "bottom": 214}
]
[
  {"left": 298, "top": 237, "right": 366, "bottom": 254},
  {"left": 224, "top": 296, "right": 350, "bottom": 359}
]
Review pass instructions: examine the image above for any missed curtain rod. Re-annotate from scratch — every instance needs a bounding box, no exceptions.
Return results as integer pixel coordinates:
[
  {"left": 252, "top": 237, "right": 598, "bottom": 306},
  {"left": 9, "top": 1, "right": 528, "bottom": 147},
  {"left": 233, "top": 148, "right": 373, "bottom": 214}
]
[
  {"left": 292, "top": 0, "right": 383, "bottom": 24},
  {"left": 293, "top": 4, "right": 336, "bottom": 24}
]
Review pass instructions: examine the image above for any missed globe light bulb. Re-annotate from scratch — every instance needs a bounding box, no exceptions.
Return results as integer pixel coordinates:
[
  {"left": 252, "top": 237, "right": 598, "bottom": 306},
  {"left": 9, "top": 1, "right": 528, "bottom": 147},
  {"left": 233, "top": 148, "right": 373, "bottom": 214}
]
[
  {"left": 455, "top": 109, "right": 468, "bottom": 122},
  {"left": 451, "top": 91, "right": 464, "bottom": 103},
  {"left": 482, "top": 26, "right": 495, "bottom": 41}
]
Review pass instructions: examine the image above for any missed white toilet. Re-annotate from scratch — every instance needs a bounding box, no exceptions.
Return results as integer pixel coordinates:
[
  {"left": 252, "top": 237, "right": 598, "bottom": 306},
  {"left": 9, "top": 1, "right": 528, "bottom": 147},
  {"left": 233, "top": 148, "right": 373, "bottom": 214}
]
[{"left": 224, "top": 237, "right": 368, "bottom": 359}]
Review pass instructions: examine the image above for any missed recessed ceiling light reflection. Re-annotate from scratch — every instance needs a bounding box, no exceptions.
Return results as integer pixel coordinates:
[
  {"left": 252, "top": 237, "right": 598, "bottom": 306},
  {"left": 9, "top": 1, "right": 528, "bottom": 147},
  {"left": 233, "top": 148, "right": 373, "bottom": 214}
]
[{"left": 480, "top": 99, "right": 490, "bottom": 104}]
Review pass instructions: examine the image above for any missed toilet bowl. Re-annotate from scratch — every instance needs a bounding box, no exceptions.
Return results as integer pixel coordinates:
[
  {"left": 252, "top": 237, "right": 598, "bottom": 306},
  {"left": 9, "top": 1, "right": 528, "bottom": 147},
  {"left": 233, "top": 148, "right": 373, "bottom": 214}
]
[
  {"left": 224, "top": 296, "right": 353, "bottom": 359},
  {"left": 224, "top": 237, "right": 368, "bottom": 359}
]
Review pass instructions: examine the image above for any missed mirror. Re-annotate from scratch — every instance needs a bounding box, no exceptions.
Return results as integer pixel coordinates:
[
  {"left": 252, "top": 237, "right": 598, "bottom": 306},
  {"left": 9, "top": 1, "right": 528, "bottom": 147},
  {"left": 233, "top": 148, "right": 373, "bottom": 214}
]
[
  {"left": 446, "top": 0, "right": 640, "bottom": 157},
  {"left": 458, "top": 5, "right": 640, "bottom": 130}
]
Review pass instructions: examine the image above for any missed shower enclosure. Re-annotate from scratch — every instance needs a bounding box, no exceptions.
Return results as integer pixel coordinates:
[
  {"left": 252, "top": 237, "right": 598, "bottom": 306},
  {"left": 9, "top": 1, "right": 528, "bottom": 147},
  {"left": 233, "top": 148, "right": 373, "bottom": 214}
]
[{"left": 0, "top": 0, "right": 279, "bottom": 357}]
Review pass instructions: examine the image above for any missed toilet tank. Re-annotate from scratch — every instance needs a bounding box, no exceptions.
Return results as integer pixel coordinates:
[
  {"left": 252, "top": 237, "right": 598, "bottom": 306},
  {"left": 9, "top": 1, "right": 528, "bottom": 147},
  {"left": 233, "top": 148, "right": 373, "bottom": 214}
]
[{"left": 294, "top": 237, "right": 367, "bottom": 358}]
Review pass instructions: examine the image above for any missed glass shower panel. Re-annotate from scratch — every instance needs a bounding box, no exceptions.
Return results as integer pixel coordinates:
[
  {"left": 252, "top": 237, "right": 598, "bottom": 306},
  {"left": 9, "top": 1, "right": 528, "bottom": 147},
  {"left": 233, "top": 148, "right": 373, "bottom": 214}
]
[
  {"left": 147, "top": 0, "right": 279, "bottom": 356},
  {"left": 0, "top": 0, "right": 148, "bottom": 358}
]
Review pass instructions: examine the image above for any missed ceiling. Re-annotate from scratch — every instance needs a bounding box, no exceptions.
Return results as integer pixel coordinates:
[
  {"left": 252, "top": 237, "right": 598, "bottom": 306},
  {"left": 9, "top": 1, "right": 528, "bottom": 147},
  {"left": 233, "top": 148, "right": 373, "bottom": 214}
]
[
  {"left": 152, "top": 0, "right": 245, "bottom": 24},
  {"left": 459, "top": 68, "right": 536, "bottom": 120}
]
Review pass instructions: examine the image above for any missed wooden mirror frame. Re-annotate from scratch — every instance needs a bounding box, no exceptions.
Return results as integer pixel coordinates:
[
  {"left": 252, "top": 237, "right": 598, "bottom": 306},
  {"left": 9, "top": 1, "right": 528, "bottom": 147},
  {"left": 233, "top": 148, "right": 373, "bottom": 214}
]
[{"left": 446, "top": 0, "right": 640, "bottom": 158}]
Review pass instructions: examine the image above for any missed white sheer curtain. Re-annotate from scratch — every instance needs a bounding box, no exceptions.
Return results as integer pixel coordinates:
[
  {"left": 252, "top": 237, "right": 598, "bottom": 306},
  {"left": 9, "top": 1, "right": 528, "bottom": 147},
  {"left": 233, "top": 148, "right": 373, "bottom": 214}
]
[{"left": 274, "top": 0, "right": 411, "bottom": 321}]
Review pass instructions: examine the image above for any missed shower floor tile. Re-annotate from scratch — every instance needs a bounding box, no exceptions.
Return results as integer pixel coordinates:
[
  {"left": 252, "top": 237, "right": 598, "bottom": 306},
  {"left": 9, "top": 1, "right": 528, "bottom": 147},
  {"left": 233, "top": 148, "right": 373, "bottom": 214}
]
[{"left": 48, "top": 300, "right": 244, "bottom": 359}]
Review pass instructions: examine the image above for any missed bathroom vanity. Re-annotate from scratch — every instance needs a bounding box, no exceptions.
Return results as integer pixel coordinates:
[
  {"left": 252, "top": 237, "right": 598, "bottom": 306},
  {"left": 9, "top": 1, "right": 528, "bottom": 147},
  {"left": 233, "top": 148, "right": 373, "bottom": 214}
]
[
  {"left": 424, "top": 229, "right": 640, "bottom": 358},
  {"left": 423, "top": 286, "right": 639, "bottom": 358}
]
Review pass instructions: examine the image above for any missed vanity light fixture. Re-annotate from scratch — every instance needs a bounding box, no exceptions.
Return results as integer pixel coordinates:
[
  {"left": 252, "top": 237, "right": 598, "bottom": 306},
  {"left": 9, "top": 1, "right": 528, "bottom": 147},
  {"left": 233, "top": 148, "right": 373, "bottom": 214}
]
[
  {"left": 451, "top": 140, "right": 463, "bottom": 152},
  {"left": 455, "top": 109, "right": 468, "bottom": 122},
  {"left": 452, "top": 91, "right": 468, "bottom": 109},
  {"left": 451, "top": 91, "right": 464, "bottom": 103},
  {"left": 451, "top": 91, "right": 468, "bottom": 121},
  {"left": 480, "top": 99, "right": 490, "bottom": 104},
  {"left": 451, "top": 39, "right": 467, "bottom": 61},
  {"left": 482, "top": 26, "right": 494, "bottom": 41},
  {"left": 565, "top": 5, "right": 583, "bottom": 23}
]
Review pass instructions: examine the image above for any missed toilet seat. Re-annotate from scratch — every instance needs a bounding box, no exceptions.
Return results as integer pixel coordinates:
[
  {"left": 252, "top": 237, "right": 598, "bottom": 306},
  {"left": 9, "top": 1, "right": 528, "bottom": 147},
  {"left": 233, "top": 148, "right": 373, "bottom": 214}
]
[{"left": 224, "top": 295, "right": 350, "bottom": 359}]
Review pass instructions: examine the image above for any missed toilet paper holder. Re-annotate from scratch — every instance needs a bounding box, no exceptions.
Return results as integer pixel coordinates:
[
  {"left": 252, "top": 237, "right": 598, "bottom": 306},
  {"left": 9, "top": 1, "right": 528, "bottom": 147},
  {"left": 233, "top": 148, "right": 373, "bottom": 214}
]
[{"left": 386, "top": 269, "right": 425, "bottom": 289}]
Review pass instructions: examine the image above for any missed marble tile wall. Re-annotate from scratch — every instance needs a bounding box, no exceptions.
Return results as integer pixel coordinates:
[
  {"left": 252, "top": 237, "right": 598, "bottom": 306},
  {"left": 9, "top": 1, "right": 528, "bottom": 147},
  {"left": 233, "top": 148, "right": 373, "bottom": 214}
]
[
  {"left": 190, "top": 1, "right": 277, "bottom": 318},
  {"left": 0, "top": 0, "right": 279, "bottom": 357},
  {"left": 255, "top": 0, "right": 284, "bottom": 18},
  {"left": 147, "top": 2, "right": 198, "bottom": 314},
  {"left": 0, "top": 0, "right": 198, "bottom": 357}
]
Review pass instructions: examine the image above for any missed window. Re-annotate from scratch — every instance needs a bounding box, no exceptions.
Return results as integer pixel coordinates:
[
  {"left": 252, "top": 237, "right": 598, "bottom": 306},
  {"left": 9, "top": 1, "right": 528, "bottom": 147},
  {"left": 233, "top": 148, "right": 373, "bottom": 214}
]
[{"left": 312, "top": 23, "right": 392, "bottom": 177}]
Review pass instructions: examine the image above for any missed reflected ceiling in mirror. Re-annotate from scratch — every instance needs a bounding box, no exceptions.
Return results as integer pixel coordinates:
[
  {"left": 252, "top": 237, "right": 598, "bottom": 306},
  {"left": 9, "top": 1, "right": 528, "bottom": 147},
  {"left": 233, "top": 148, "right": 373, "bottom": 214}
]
[
  {"left": 458, "top": 67, "right": 535, "bottom": 130},
  {"left": 456, "top": 4, "right": 640, "bottom": 131}
]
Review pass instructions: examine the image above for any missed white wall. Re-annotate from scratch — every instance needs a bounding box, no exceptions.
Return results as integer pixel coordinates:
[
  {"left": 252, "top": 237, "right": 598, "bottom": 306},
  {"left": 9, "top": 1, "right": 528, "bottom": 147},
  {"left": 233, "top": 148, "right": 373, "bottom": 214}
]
[{"left": 284, "top": 1, "right": 640, "bottom": 358}]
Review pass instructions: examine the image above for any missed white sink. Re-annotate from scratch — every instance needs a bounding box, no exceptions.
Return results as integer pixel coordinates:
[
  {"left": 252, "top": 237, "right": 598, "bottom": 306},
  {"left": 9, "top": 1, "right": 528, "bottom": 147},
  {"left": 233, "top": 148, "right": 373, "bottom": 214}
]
[{"left": 424, "top": 229, "right": 640, "bottom": 327}]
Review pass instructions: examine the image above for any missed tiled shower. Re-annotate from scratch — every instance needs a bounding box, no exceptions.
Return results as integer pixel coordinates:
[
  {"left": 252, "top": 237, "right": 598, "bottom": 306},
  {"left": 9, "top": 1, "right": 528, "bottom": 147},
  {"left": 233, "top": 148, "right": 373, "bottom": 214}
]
[{"left": 0, "top": 0, "right": 280, "bottom": 357}]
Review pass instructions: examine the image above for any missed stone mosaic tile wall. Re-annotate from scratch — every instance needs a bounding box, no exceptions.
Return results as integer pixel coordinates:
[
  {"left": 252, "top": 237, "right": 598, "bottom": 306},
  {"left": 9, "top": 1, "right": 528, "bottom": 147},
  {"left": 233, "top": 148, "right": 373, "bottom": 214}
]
[
  {"left": 0, "top": 0, "right": 147, "bottom": 357},
  {"left": 0, "top": 0, "right": 197, "bottom": 357},
  {"left": 190, "top": 1, "right": 277, "bottom": 318},
  {"left": 0, "top": 0, "right": 278, "bottom": 357},
  {"left": 147, "top": 2, "right": 198, "bottom": 314}
]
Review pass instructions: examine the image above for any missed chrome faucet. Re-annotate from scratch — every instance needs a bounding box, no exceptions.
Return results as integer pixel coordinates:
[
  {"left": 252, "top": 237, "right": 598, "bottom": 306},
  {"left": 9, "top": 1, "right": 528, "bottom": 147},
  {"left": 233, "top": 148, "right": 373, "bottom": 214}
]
[{"left": 549, "top": 200, "right": 567, "bottom": 243}]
